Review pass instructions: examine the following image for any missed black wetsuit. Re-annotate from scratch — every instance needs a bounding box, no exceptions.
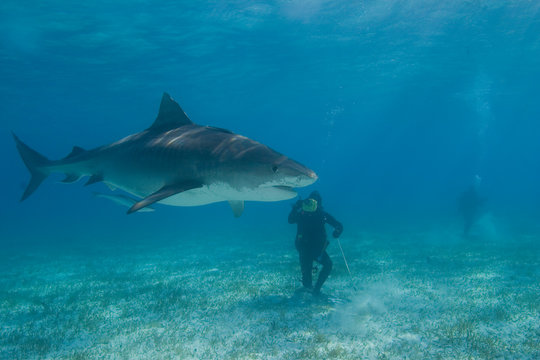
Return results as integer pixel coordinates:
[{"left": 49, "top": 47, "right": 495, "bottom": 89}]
[{"left": 288, "top": 206, "right": 343, "bottom": 292}]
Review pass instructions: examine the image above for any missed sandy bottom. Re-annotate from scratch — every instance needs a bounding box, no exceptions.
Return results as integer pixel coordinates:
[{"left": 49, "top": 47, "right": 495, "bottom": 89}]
[{"left": 1, "top": 229, "right": 538, "bottom": 359}]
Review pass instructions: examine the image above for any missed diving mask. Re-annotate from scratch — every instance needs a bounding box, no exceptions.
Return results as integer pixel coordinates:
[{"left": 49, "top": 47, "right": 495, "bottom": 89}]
[{"left": 302, "top": 198, "right": 318, "bottom": 212}]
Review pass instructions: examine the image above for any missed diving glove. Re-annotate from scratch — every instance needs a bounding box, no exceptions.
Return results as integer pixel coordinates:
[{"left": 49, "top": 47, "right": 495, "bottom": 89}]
[{"left": 293, "top": 199, "right": 303, "bottom": 209}]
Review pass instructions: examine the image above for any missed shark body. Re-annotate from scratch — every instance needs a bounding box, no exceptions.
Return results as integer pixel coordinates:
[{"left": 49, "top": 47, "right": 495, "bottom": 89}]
[{"left": 14, "top": 93, "right": 317, "bottom": 216}]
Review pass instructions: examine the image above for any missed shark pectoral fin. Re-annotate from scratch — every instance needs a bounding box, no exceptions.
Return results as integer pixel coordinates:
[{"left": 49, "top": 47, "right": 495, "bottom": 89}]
[
  {"left": 93, "top": 192, "right": 155, "bottom": 212},
  {"left": 228, "top": 200, "right": 245, "bottom": 218},
  {"left": 127, "top": 180, "right": 203, "bottom": 214}
]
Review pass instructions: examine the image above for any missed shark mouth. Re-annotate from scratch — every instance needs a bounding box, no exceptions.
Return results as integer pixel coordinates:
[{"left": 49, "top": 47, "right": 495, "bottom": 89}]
[
  {"left": 272, "top": 185, "right": 297, "bottom": 197},
  {"left": 273, "top": 185, "right": 295, "bottom": 192}
]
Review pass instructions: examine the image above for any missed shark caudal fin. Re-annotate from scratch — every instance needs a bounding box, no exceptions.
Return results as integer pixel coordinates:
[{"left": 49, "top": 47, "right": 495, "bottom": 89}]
[{"left": 12, "top": 133, "right": 51, "bottom": 201}]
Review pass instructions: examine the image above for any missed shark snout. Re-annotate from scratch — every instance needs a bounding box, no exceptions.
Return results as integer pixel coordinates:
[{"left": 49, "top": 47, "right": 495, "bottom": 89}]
[
  {"left": 297, "top": 170, "right": 318, "bottom": 187},
  {"left": 278, "top": 159, "right": 318, "bottom": 188}
]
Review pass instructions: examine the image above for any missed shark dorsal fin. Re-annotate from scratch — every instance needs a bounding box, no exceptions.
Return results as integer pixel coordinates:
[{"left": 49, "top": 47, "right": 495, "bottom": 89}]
[{"left": 149, "top": 93, "right": 193, "bottom": 130}]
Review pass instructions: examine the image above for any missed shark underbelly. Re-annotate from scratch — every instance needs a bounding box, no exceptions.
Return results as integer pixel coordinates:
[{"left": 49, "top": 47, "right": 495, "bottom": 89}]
[{"left": 158, "top": 183, "right": 297, "bottom": 207}]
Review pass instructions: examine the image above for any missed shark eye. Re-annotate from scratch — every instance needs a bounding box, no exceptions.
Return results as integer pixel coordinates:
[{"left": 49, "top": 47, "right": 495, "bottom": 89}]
[{"left": 272, "top": 165, "right": 279, "bottom": 173}]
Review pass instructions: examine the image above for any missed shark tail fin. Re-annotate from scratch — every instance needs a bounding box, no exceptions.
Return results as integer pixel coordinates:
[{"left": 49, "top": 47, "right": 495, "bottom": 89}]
[{"left": 12, "top": 133, "right": 51, "bottom": 201}]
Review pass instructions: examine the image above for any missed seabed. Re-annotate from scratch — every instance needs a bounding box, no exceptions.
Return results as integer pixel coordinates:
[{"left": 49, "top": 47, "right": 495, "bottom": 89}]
[{"left": 1, "top": 227, "right": 538, "bottom": 359}]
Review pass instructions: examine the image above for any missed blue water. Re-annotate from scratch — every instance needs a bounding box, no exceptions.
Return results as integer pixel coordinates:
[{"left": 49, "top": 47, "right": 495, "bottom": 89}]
[{"left": 1, "top": 1, "right": 539, "bottom": 359}]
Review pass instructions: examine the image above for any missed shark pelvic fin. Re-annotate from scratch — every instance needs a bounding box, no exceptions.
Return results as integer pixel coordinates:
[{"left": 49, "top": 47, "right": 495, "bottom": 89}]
[
  {"left": 61, "top": 174, "right": 82, "bottom": 183},
  {"left": 228, "top": 200, "right": 245, "bottom": 218},
  {"left": 85, "top": 174, "right": 103, "bottom": 186},
  {"left": 149, "top": 93, "right": 193, "bottom": 130},
  {"left": 127, "top": 180, "right": 203, "bottom": 214}
]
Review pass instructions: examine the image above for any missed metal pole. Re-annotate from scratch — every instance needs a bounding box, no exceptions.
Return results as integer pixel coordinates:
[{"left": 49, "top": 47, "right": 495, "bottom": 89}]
[
  {"left": 337, "top": 238, "right": 351, "bottom": 275},
  {"left": 337, "top": 238, "right": 357, "bottom": 291}
]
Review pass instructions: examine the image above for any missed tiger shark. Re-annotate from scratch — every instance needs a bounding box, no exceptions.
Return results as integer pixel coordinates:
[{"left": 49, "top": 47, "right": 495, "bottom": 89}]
[{"left": 13, "top": 93, "right": 317, "bottom": 216}]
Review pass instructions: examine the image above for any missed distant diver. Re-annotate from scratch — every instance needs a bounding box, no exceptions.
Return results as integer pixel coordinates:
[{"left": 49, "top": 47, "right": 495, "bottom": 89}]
[
  {"left": 288, "top": 191, "right": 343, "bottom": 296},
  {"left": 458, "top": 176, "right": 486, "bottom": 237}
]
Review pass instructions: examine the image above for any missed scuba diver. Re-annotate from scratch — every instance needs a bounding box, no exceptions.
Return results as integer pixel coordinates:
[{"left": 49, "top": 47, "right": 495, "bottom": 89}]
[
  {"left": 458, "top": 176, "right": 486, "bottom": 237},
  {"left": 288, "top": 191, "right": 343, "bottom": 295}
]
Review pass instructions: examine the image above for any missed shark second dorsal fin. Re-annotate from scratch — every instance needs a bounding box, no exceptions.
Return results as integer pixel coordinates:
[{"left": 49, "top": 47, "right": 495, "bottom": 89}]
[
  {"left": 64, "top": 146, "right": 86, "bottom": 160},
  {"left": 149, "top": 93, "right": 193, "bottom": 130}
]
